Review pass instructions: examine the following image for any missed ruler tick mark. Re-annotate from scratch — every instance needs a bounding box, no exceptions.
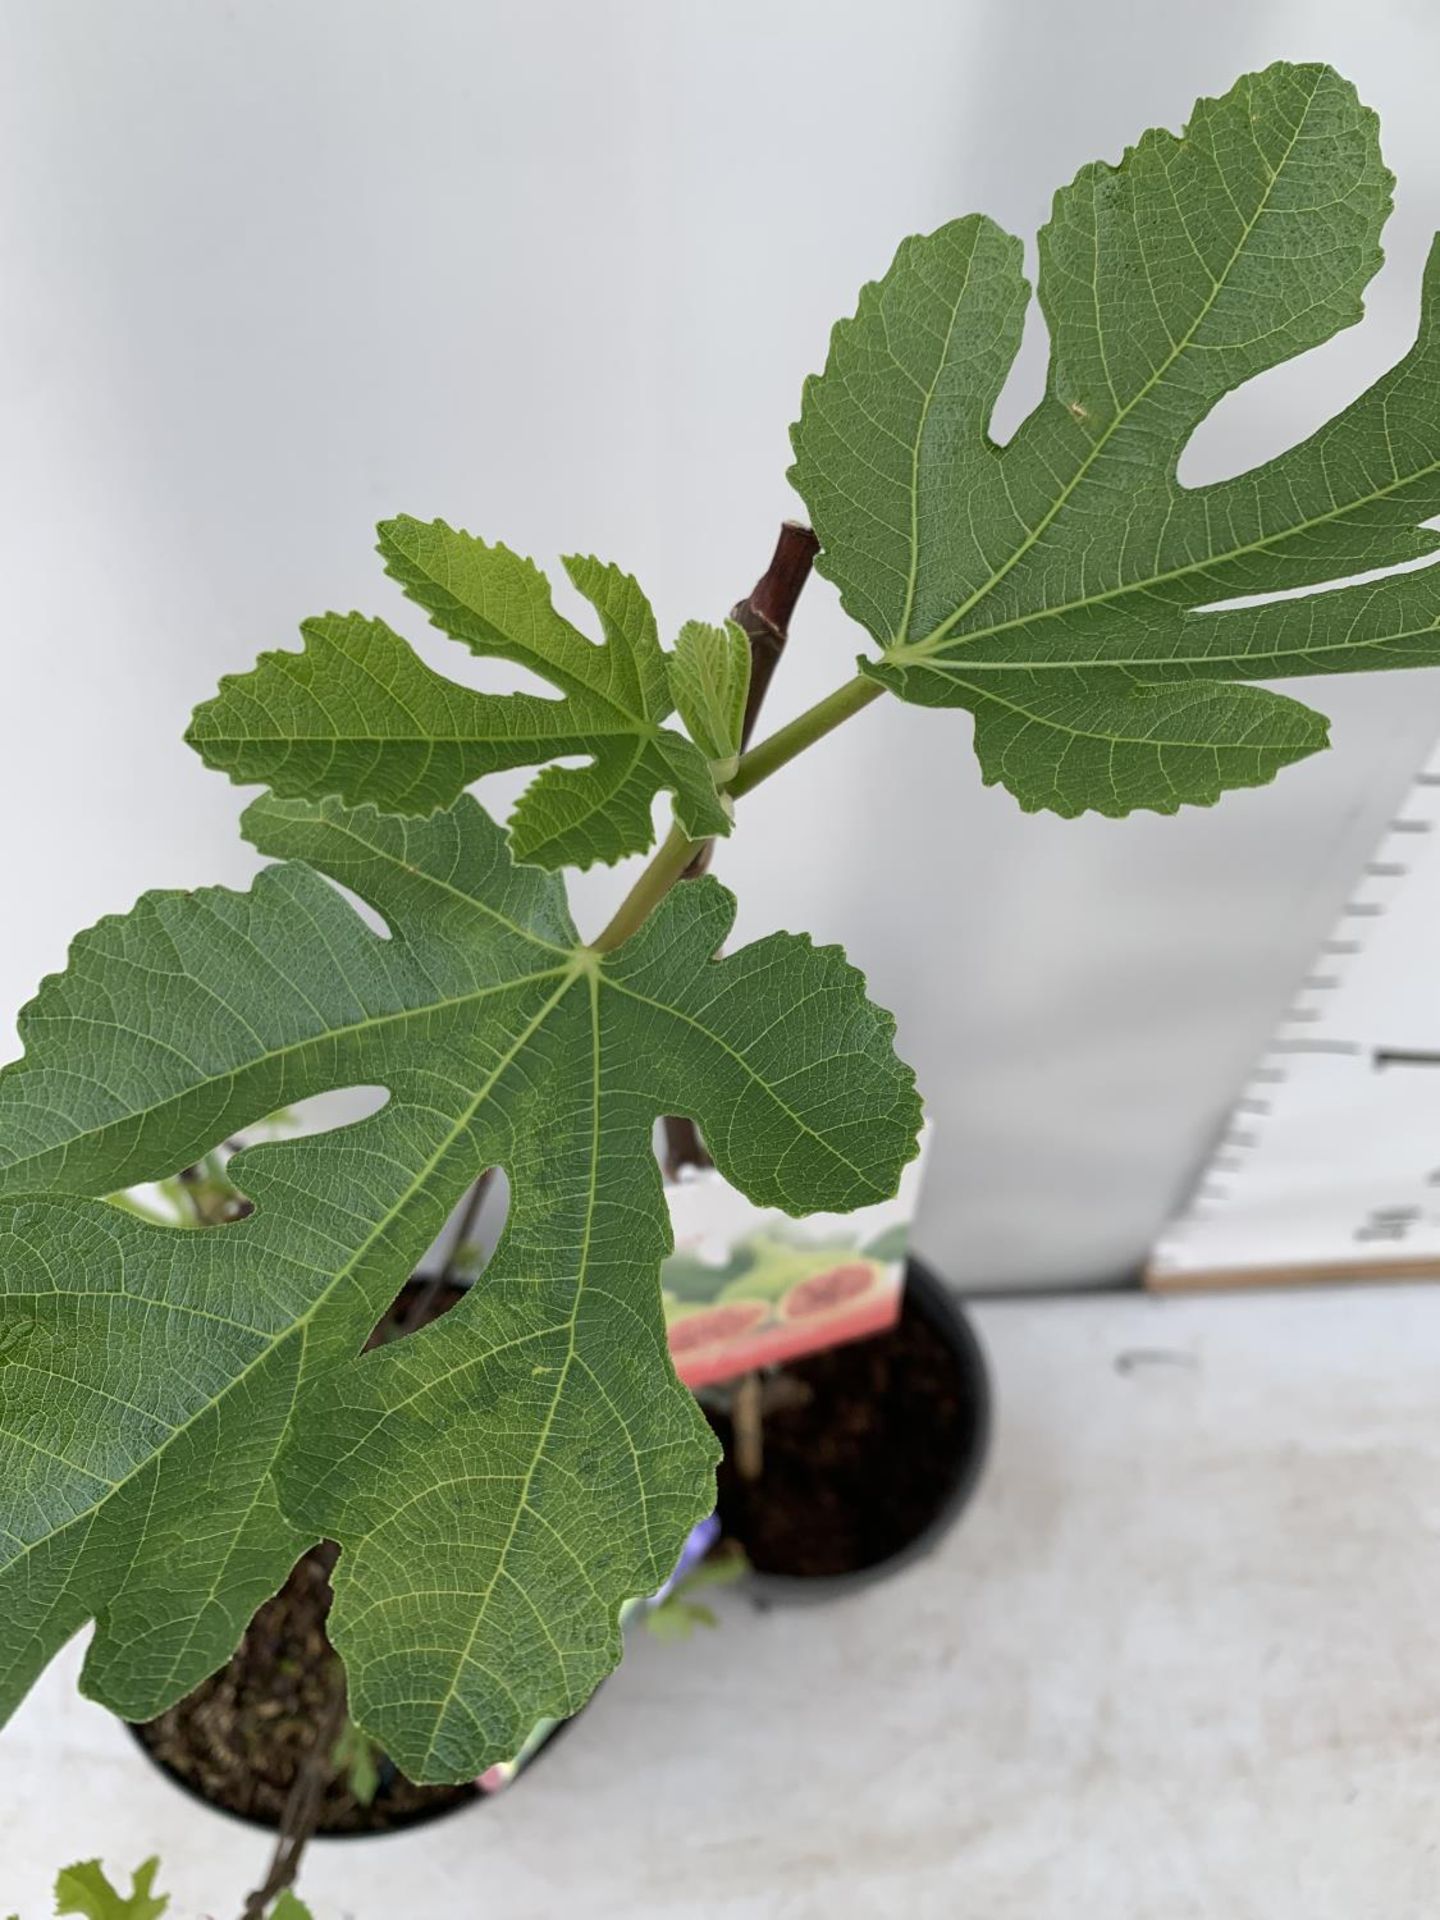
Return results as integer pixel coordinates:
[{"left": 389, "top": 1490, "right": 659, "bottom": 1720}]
[{"left": 1272, "top": 1039, "right": 1362, "bottom": 1055}]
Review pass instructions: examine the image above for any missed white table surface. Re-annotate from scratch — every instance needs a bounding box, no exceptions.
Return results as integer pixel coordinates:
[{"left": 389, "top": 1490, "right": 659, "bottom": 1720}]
[{"left": 8, "top": 1283, "right": 1440, "bottom": 1919}]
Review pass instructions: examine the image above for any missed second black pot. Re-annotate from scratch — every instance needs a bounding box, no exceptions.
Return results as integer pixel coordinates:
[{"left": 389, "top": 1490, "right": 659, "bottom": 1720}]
[{"left": 706, "top": 1258, "right": 991, "bottom": 1602}]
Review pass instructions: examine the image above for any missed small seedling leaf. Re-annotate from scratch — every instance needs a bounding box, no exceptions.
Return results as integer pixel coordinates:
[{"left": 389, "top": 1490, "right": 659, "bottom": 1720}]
[
  {"left": 52, "top": 1857, "right": 167, "bottom": 1920},
  {"left": 669, "top": 619, "right": 752, "bottom": 766}
]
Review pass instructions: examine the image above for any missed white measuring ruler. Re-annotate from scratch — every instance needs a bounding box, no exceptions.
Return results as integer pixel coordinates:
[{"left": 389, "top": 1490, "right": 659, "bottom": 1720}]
[{"left": 1150, "top": 739, "right": 1440, "bottom": 1291}]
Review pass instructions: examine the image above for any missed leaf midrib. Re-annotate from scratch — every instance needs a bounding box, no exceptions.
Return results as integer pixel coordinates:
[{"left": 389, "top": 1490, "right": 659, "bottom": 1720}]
[
  {"left": 883, "top": 459, "right": 1440, "bottom": 670},
  {"left": 261, "top": 806, "right": 577, "bottom": 955},
  {"left": 394, "top": 541, "right": 657, "bottom": 726},
  {"left": 203, "top": 701, "right": 668, "bottom": 751},
  {"left": 948, "top": 672, "right": 1306, "bottom": 749},
  {"left": 0, "top": 967, "right": 572, "bottom": 1193},
  {"left": 900, "top": 71, "right": 1323, "bottom": 658},
  {"left": 413, "top": 967, "right": 607, "bottom": 1775},
  {"left": 895, "top": 226, "right": 982, "bottom": 642},
  {"left": 878, "top": 588, "right": 1440, "bottom": 682}
]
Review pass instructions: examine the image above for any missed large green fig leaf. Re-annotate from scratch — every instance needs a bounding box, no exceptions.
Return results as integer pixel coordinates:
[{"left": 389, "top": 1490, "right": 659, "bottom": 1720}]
[
  {"left": 187, "top": 518, "right": 730, "bottom": 870},
  {"left": 0, "top": 796, "right": 919, "bottom": 1780},
  {"left": 791, "top": 62, "right": 1440, "bottom": 815}
]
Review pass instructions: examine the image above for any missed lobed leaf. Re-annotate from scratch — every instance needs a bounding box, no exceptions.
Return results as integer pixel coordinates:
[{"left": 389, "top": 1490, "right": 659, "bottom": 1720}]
[
  {"left": 187, "top": 520, "right": 730, "bottom": 870},
  {"left": 791, "top": 62, "right": 1440, "bottom": 815},
  {"left": 0, "top": 796, "right": 919, "bottom": 1780},
  {"left": 53, "top": 1858, "right": 167, "bottom": 1920}
]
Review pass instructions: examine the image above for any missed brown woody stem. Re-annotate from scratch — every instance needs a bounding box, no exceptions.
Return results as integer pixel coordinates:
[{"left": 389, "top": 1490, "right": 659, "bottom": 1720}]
[
  {"left": 681, "top": 518, "right": 819, "bottom": 882},
  {"left": 664, "top": 523, "right": 818, "bottom": 1169}
]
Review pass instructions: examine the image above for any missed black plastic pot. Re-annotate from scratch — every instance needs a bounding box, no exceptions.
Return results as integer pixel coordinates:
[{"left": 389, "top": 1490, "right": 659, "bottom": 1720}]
[
  {"left": 126, "top": 1719, "right": 476, "bottom": 1837},
  {"left": 125, "top": 1702, "right": 575, "bottom": 1838},
  {"left": 709, "top": 1259, "right": 992, "bottom": 1602}
]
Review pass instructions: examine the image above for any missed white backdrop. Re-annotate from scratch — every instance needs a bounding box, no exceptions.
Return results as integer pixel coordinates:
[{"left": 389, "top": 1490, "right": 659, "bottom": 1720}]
[{"left": 3, "top": 0, "right": 1440, "bottom": 1288}]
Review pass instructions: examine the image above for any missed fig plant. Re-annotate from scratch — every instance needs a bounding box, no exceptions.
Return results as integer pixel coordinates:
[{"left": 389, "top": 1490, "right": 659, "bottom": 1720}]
[{"left": 3, "top": 59, "right": 1440, "bottom": 1801}]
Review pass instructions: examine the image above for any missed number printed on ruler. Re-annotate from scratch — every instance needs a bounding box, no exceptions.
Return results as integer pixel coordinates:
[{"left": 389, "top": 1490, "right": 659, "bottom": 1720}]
[{"left": 1152, "top": 746, "right": 1440, "bottom": 1280}]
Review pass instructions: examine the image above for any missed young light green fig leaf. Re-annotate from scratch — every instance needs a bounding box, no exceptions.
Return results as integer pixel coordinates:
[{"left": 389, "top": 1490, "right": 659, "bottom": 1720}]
[
  {"left": 268, "top": 1895, "right": 314, "bottom": 1920},
  {"left": 186, "top": 519, "right": 730, "bottom": 870},
  {"left": 0, "top": 796, "right": 920, "bottom": 1781},
  {"left": 669, "top": 618, "right": 752, "bottom": 766},
  {"left": 331, "top": 1712, "right": 382, "bottom": 1807},
  {"left": 53, "top": 1857, "right": 168, "bottom": 1920},
  {"left": 791, "top": 61, "right": 1440, "bottom": 817}
]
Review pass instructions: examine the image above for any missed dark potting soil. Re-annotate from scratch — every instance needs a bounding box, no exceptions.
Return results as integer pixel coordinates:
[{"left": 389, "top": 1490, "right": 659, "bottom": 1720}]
[
  {"left": 706, "top": 1270, "right": 984, "bottom": 1579},
  {"left": 131, "top": 1278, "right": 478, "bottom": 1835}
]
